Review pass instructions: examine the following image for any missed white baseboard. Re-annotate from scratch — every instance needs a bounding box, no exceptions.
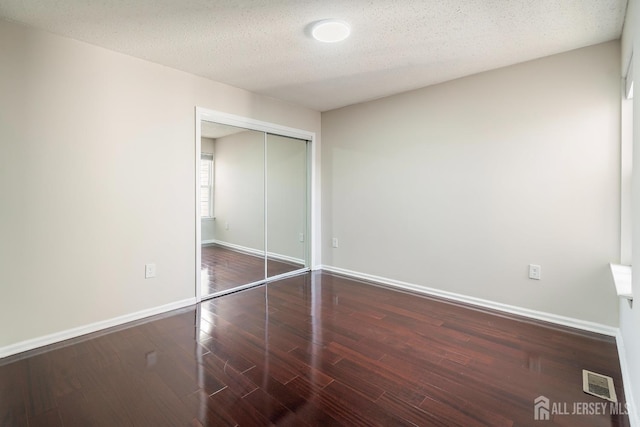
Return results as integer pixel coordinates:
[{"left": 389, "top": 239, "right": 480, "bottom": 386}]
[
  {"left": 616, "top": 330, "right": 639, "bottom": 427},
  {"left": 0, "top": 297, "right": 196, "bottom": 359},
  {"left": 270, "top": 252, "right": 305, "bottom": 265},
  {"left": 206, "top": 239, "right": 305, "bottom": 266},
  {"left": 320, "top": 265, "right": 618, "bottom": 337}
]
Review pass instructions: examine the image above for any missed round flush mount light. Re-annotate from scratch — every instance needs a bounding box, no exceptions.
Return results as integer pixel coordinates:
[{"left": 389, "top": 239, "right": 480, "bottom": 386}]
[{"left": 311, "top": 19, "right": 351, "bottom": 43}]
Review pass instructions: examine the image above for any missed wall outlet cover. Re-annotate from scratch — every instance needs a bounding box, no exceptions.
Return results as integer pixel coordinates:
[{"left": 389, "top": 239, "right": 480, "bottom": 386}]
[
  {"left": 529, "top": 264, "right": 541, "bottom": 280},
  {"left": 145, "top": 263, "right": 156, "bottom": 279}
]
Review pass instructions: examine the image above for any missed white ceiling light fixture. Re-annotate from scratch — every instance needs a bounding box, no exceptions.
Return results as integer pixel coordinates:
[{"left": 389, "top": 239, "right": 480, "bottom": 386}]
[{"left": 311, "top": 19, "right": 351, "bottom": 43}]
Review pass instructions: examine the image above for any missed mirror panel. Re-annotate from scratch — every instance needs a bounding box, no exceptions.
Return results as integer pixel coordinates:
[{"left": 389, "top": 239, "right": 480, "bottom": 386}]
[
  {"left": 200, "top": 122, "right": 265, "bottom": 296},
  {"left": 266, "top": 133, "right": 308, "bottom": 278}
]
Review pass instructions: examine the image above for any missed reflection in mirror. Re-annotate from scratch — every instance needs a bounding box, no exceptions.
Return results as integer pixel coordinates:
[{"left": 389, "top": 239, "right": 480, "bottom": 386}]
[
  {"left": 200, "top": 121, "right": 265, "bottom": 296},
  {"left": 266, "top": 134, "right": 308, "bottom": 278}
]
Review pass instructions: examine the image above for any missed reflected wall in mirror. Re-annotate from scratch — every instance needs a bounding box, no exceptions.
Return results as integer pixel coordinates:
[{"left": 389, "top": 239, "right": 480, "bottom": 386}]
[
  {"left": 200, "top": 122, "right": 265, "bottom": 296},
  {"left": 266, "top": 133, "right": 308, "bottom": 278}
]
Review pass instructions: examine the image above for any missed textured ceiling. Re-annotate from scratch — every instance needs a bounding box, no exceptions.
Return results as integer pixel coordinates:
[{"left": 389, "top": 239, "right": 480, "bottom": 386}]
[{"left": 0, "top": 0, "right": 628, "bottom": 111}]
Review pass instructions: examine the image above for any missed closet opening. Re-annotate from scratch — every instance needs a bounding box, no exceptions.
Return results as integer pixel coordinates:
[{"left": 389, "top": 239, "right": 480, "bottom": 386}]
[{"left": 194, "top": 108, "right": 315, "bottom": 300}]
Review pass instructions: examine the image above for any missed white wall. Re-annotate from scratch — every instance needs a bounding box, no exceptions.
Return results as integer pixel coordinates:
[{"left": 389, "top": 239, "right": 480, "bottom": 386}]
[
  {"left": 0, "top": 18, "right": 320, "bottom": 351},
  {"left": 201, "top": 137, "right": 215, "bottom": 242},
  {"left": 620, "top": 0, "right": 640, "bottom": 420},
  {"left": 322, "top": 41, "right": 621, "bottom": 326}
]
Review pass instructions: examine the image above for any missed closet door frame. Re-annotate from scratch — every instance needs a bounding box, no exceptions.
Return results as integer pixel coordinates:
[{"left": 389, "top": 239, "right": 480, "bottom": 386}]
[{"left": 194, "top": 107, "right": 317, "bottom": 302}]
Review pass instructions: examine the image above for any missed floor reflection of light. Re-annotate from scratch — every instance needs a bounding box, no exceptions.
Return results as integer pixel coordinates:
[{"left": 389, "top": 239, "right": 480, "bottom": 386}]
[
  {"left": 263, "top": 286, "right": 270, "bottom": 389},
  {"left": 201, "top": 268, "right": 210, "bottom": 294},
  {"left": 199, "top": 316, "right": 214, "bottom": 337},
  {"left": 310, "top": 273, "right": 322, "bottom": 384},
  {"left": 195, "top": 304, "right": 208, "bottom": 425}
]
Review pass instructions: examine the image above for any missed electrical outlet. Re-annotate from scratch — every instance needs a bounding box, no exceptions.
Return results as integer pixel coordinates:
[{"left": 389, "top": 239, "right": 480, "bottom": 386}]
[
  {"left": 146, "top": 351, "right": 157, "bottom": 367},
  {"left": 529, "top": 264, "right": 541, "bottom": 280},
  {"left": 145, "top": 263, "right": 156, "bottom": 279},
  {"left": 332, "top": 237, "right": 339, "bottom": 248},
  {"left": 225, "top": 222, "right": 229, "bottom": 230},
  {"left": 299, "top": 233, "right": 305, "bottom": 242}
]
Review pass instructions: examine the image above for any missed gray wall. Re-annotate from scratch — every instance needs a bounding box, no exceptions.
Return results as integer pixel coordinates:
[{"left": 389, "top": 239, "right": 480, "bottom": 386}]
[{"left": 322, "top": 41, "right": 621, "bottom": 326}]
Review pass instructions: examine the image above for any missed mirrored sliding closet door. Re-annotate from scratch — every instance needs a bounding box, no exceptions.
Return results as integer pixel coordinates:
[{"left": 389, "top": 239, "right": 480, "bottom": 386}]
[{"left": 199, "top": 120, "right": 309, "bottom": 299}]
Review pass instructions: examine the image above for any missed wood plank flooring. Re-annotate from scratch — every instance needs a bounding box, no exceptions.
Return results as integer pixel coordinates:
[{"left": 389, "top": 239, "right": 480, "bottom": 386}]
[
  {"left": 201, "top": 245, "right": 303, "bottom": 295},
  {"left": 0, "top": 272, "right": 630, "bottom": 426}
]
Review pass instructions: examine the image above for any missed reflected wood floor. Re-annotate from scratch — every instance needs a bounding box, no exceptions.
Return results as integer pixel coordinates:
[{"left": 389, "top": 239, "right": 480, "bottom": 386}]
[
  {"left": 201, "top": 245, "right": 303, "bottom": 295},
  {"left": 0, "top": 272, "right": 629, "bottom": 426}
]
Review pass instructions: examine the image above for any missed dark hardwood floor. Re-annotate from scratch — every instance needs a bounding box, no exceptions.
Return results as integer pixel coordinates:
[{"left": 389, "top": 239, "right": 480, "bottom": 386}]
[
  {"left": 0, "top": 272, "right": 630, "bottom": 426},
  {"left": 201, "top": 245, "right": 304, "bottom": 295}
]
